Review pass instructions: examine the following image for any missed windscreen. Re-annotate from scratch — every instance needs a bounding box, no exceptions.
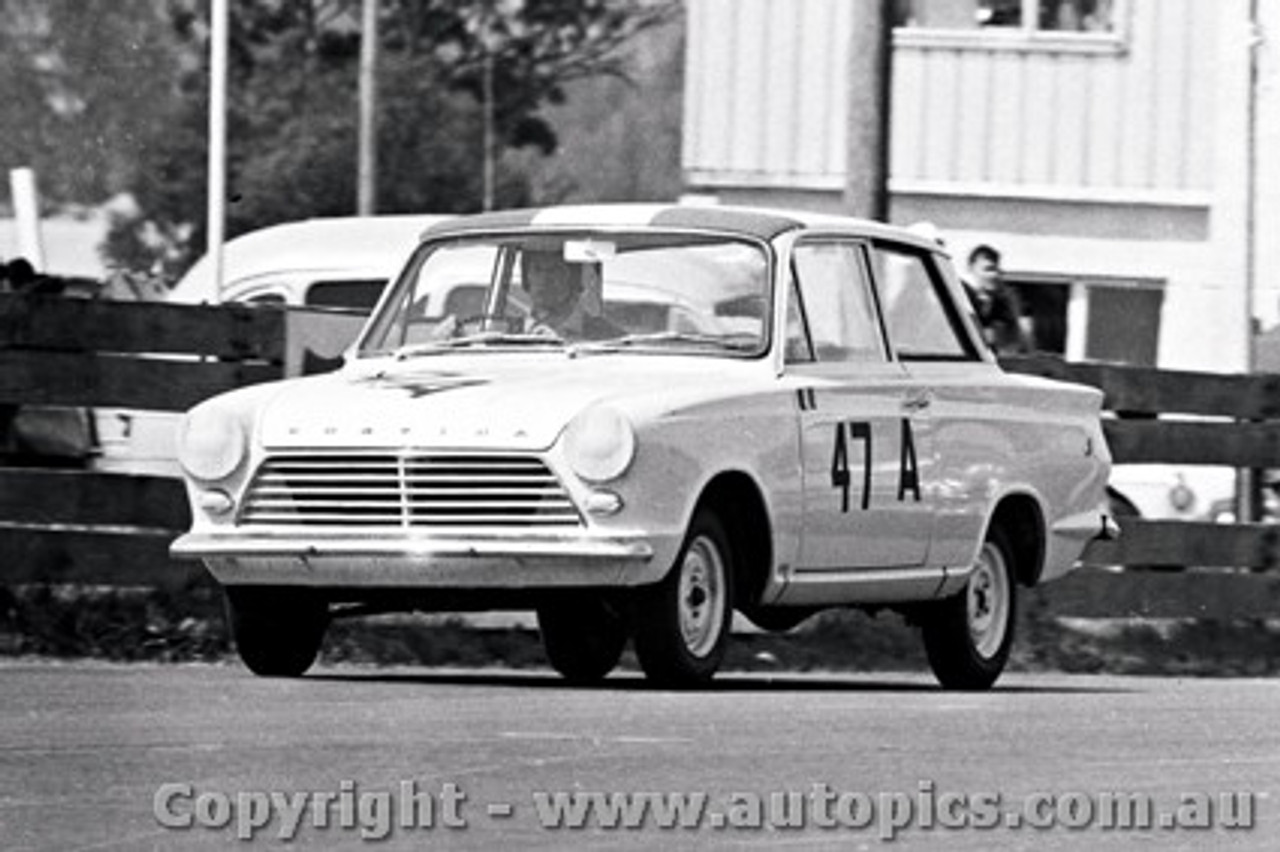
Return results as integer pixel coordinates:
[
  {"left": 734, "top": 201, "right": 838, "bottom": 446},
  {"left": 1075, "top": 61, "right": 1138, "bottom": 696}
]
[{"left": 357, "top": 231, "right": 771, "bottom": 358}]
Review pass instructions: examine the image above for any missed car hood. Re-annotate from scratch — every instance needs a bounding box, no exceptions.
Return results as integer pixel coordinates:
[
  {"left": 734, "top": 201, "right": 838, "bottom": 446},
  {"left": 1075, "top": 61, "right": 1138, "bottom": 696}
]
[{"left": 257, "top": 353, "right": 769, "bottom": 451}]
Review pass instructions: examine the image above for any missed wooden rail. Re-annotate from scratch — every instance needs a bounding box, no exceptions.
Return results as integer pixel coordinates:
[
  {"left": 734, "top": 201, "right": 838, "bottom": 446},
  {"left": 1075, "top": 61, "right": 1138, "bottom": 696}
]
[
  {"left": 0, "top": 298, "right": 1274, "bottom": 619},
  {"left": 0, "top": 293, "right": 350, "bottom": 589},
  {"left": 1003, "top": 354, "right": 1280, "bottom": 617}
]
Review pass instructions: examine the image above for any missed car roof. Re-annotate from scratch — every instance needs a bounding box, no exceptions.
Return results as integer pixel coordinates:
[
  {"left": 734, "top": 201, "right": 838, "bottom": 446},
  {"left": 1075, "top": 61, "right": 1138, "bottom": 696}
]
[
  {"left": 168, "top": 214, "right": 450, "bottom": 304},
  {"left": 419, "top": 203, "right": 942, "bottom": 251}
]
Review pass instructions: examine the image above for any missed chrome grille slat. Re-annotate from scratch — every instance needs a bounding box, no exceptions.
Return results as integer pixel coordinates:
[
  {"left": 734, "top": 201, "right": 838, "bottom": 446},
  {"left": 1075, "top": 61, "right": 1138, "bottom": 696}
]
[
  {"left": 240, "top": 454, "right": 583, "bottom": 528},
  {"left": 403, "top": 474, "right": 559, "bottom": 483},
  {"left": 256, "top": 474, "right": 401, "bottom": 483},
  {"left": 249, "top": 483, "right": 399, "bottom": 491}
]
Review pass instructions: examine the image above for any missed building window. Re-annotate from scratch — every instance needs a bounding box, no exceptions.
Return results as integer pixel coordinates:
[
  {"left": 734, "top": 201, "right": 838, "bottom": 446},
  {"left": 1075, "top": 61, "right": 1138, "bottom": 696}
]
[
  {"left": 1005, "top": 273, "right": 1164, "bottom": 365},
  {"left": 894, "top": 0, "right": 1125, "bottom": 51}
]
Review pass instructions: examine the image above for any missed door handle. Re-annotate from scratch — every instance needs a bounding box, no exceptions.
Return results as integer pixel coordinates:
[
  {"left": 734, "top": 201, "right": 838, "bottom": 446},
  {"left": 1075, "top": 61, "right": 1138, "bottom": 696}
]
[{"left": 902, "top": 391, "right": 932, "bottom": 412}]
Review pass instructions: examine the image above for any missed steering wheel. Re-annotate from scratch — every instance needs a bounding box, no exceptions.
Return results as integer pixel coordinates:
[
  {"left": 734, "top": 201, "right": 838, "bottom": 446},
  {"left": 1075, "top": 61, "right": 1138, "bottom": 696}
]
[{"left": 453, "top": 314, "right": 524, "bottom": 334}]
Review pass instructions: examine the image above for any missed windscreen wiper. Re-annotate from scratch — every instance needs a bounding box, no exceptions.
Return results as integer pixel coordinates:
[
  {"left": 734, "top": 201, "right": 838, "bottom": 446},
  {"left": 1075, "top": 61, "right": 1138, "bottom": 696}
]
[
  {"left": 577, "top": 331, "right": 757, "bottom": 352},
  {"left": 394, "top": 331, "right": 567, "bottom": 359}
]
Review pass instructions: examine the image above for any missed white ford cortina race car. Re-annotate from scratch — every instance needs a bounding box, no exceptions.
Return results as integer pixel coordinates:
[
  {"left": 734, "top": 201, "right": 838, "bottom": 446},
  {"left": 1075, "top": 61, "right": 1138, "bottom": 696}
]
[{"left": 171, "top": 204, "right": 1113, "bottom": 689}]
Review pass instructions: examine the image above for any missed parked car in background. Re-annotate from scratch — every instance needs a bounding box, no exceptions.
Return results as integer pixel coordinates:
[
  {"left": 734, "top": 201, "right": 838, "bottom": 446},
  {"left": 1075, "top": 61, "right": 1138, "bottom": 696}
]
[
  {"left": 1107, "top": 464, "right": 1237, "bottom": 523},
  {"left": 165, "top": 215, "right": 449, "bottom": 308},
  {"left": 93, "top": 215, "right": 446, "bottom": 476},
  {"left": 171, "top": 203, "right": 1113, "bottom": 690}
]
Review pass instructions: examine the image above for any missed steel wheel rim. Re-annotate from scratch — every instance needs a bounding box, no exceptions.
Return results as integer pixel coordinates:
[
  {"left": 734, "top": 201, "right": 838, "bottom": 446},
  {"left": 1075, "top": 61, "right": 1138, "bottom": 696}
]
[
  {"left": 678, "top": 534, "right": 726, "bottom": 658},
  {"left": 967, "top": 542, "right": 1010, "bottom": 660}
]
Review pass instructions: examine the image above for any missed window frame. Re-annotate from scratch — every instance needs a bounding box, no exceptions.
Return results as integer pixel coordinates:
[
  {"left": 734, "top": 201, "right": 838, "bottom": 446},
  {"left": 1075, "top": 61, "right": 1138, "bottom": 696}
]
[
  {"left": 787, "top": 236, "right": 893, "bottom": 366},
  {"left": 303, "top": 278, "right": 390, "bottom": 313},
  {"left": 893, "top": 0, "right": 1129, "bottom": 55}
]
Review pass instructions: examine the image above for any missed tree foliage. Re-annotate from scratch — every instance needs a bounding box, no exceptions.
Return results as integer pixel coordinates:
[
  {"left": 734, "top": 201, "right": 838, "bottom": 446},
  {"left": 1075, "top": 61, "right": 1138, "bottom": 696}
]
[
  {"left": 0, "top": 0, "right": 184, "bottom": 203},
  {"left": 2, "top": 0, "right": 676, "bottom": 280}
]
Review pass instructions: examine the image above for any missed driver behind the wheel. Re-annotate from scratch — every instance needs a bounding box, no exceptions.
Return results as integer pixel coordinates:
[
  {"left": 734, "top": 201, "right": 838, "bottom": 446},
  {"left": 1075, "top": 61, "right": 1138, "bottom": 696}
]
[{"left": 521, "top": 249, "right": 622, "bottom": 341}]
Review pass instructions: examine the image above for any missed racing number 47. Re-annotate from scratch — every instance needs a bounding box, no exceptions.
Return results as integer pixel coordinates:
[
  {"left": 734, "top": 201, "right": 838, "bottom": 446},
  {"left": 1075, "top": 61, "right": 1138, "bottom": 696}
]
[{"left": 830, "top": 419, "right": 921, "bottom": 513}]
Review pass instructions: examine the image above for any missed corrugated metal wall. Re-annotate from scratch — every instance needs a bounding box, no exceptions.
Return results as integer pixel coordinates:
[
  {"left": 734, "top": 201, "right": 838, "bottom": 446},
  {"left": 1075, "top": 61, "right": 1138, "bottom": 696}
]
[
  {"left": 683, "top": 0, "right": 1218, "bottom": 198},
  {"left": 683, "top": 0, "right": 851, "bottom": 187}
]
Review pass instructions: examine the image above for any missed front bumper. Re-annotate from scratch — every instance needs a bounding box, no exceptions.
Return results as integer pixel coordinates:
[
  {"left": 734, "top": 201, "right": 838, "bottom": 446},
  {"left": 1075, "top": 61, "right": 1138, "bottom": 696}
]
[{"left": 170, "top": 529, "right": 672, "bottom": 588}]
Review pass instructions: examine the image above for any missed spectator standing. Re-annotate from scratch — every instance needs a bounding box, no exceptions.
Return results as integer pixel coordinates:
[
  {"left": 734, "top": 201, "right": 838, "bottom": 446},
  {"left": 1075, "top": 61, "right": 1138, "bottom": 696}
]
[
  {"left": 4, "top": 257, "right": 63, "bottom": 295},
  {"left": 963, "top": 244, "right": 1031, "bottom": 354},
  {"left": 5, "top": 257, "right": 35, "bottom": 292}
]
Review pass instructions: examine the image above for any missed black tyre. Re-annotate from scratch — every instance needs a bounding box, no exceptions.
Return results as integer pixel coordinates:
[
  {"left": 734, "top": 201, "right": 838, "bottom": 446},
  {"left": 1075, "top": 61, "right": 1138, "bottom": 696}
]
[
  {"left": 225, "top": 587, "right": 328, "bottom": 678},
  {"left": 921, "top": 525, "right": 1017, "bottom": 691},
  {"left": 537, "top": 595, "right": 628, "bottom": 685},
  {"left": 633, "top": 510, "right": 734, "bottom": 687}
]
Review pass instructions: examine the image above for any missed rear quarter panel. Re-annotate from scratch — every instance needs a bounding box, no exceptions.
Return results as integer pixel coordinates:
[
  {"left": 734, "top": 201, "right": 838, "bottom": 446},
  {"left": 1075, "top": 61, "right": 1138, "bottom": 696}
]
[{"left": 915, "top": 362, "right": 1110, "bottom": 583}]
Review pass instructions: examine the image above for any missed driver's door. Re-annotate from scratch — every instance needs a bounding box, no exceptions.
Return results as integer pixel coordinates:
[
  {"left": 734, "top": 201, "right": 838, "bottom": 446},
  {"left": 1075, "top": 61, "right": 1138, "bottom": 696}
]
[{"left": 788, "top": 238, "right": 933, "bottom": 570}]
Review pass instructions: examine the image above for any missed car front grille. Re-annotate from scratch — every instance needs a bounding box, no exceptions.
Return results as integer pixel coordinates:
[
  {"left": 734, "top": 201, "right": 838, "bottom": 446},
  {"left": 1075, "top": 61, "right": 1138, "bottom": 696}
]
[{"left": 239, "top": 454, "right": 583, "bottom": 528}]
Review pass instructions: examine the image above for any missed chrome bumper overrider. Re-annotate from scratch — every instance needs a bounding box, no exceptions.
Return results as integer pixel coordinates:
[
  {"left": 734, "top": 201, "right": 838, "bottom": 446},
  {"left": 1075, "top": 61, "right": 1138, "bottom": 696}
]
[{"left": 170, "top": 530, "right": 666, "bottom": 588}]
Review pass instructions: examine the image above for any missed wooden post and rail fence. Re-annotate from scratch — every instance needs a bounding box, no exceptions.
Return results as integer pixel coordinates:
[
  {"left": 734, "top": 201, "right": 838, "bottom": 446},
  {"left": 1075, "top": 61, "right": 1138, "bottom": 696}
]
[{"left": 1, "top": 292, "right": 1278, "bottom": 621}]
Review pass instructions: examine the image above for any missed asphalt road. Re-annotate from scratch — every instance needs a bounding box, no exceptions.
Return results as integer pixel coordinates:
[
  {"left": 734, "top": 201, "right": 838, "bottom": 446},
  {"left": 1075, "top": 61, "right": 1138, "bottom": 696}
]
[{"left": 1, "top": 661, "right": 1276, "bottom": 851}]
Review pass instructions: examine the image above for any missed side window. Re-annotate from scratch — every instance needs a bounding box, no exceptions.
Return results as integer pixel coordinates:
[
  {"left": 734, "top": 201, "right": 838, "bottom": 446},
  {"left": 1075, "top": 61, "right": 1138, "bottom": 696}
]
[
  {"left": 304, "top": 279, "right": 387, "bottom": 312},
  {"left": 788, "top": 241, "right": 885, "bottom": 364},
  {"left": 868, "top": 244, "right": 975, "bottom": 360},
  {"left": 785, "top": 276, "right": 814, "bottom": 363}
]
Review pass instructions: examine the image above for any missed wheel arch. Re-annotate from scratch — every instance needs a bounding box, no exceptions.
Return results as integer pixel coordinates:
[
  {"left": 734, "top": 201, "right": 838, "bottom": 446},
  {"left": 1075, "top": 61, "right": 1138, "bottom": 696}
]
[
  {"left": 986, "top": 492, "right": 1046, "bottom": 587},
  {"left": 692, "top": 470, "right": 774, "bottom": 609}
]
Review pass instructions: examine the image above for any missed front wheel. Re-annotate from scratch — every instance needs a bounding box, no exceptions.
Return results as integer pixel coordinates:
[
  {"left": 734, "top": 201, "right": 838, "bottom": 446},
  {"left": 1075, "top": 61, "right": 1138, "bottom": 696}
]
[
  {"left": 225, "top": 587, "right": 328, "bottom": 678},
  {"left": 633, "top": 510, "right": 734, "bottom": 687},
  {"left": 921, "top": 525, "right": 1017, "bottom": 690},
  {"left": 537, "top": 595, "right": 628, "bottom": 685}
]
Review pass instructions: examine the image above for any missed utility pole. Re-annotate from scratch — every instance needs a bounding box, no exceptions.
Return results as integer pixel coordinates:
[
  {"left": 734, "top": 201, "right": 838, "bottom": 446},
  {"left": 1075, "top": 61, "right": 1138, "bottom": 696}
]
[
  {"left": 843, "top": 0, "right": 893, "bottom": 221},
  {"left": 357, "top": 0, "right": 379, "bottom": 215},
  {"left": 482, "top": 50, "right": 495, "bottom": 212},
  {"left": 207, "top": 0, "right": 229, "bottom": 296},
  {"left": 1241, "top": 0, "right": 1262, "bottom": 521},
  {"left": 472, "top": 2, "right": 500, "bottom": 211}
]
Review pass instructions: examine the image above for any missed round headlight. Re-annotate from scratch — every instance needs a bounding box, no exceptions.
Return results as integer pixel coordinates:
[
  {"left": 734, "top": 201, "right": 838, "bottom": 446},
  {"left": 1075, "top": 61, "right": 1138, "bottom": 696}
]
[
  {"left": 563, "top": 406, "right": 635, "bottom": 483},
  {"left": 179, "top": 404, "right": 247, "bottom": 482}
]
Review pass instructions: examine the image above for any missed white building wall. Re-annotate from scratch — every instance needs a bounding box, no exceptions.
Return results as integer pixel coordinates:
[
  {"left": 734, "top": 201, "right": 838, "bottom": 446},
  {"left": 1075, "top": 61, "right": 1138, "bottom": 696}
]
[
  {"left": 685, "top": 0, "right": 1221, "bottom": 200},
  {"left": 1253, "top": 0, "right": 1280, "bottom": 331},
  {"left": 891, "top": 0, "right": 1217, "bottom": 200},
  {"left": 682, "top": 0, "right": 1273, "bottom": 375}
]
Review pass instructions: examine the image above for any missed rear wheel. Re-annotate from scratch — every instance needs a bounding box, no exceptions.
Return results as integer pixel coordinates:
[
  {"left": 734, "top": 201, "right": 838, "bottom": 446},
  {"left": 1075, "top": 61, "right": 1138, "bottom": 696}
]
[
  {"left": 633, "top": 509, "right": 733, "bottom": 687},
  {"left": 921, "top": 525, "right": 1017, "bottom": 690},
  {"left": 537, "top": 595, "right": 628, "bottom": 684},
  {"left": 225, "top": 587, "right": 328, "bottom": 678}
]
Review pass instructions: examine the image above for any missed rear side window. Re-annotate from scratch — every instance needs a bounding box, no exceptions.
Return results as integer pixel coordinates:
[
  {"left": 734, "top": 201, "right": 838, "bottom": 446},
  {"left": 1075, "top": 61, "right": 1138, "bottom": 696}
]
[
  {"left": 868, "top": 244, "right": 976, "bottom": 361},
  {"left": 304, "top": 279, "right": 387, "bottom": 312}
]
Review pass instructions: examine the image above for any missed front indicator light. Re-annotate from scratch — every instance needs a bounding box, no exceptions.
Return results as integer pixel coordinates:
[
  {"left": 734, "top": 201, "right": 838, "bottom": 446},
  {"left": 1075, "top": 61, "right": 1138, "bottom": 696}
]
[
  {"left": 584, "top": 490, "right": 624, "bottom": 517},
  {"left": 196, "top": 489, "right": 235, "bottom": 516}
]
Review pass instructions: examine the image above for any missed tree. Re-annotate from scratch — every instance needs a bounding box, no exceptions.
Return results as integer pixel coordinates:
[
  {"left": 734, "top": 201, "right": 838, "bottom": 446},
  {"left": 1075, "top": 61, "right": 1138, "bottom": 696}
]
[
  {"left": 101, "top": 0, "right": 677, "bottom": 281},
  {"left": 0, "top": 0, "right": 184, "bottom": 204}
]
